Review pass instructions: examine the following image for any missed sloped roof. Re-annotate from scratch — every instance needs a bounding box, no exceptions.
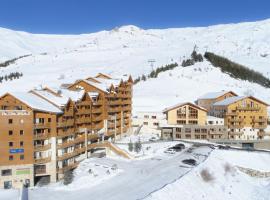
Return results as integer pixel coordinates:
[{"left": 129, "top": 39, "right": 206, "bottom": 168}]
[
  {"left": 213, "top": 96, "right": 269, "bottom": 106},
  {"left": 198, "top": 91, "right": 237, "bottom": 100},
  {"left": 163, "top": 102, "right": 207, "bottom": 113},
  {"left": 4, "top": 92, "right": 63, "bottom": 113}
]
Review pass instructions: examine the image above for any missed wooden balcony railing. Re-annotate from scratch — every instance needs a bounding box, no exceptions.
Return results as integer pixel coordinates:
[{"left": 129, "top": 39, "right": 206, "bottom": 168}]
[
  {"left": 34, "top": 156, "right": 51, "bottom": 164},
  {"left": 236, "top": 106, "right": 260, "bottom": 111},
  {"left": 57, "top": 147, "right": 85, "bottom": 161},
  {"left": 57, "top": 128, "right": 75, "bottom": 138},
  {"left": 57, "top": 162, "right": 79, "bottom": 174},
  {"left": 34, "top": 132, "right": 50, "bottom": 140},
  {"left": 34, "top": 123, "right": 51, "bottom": 129},
  {"left": 57, "top": 120, "right": 75, "bottom": 127},
  {"left": 34, "top": 144, "right": 51, "bottom": 152}
]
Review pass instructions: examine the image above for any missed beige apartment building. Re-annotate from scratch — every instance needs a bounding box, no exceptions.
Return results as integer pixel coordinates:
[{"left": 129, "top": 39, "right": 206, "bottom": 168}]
[
  {"left": 0, "top": 73, "right": 133, "bottom": 189},
  {"left": 161, "top": 102, "right": 228, "bottom": 140},
  {"left": 212, "top": 96, "right": 269, "bottom": 140}
]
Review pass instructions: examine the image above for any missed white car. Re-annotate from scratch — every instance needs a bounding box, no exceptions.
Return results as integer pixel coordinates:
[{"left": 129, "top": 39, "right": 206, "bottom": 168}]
[{"left": 164, "top": 148, "right": 176, "bottom": 154}]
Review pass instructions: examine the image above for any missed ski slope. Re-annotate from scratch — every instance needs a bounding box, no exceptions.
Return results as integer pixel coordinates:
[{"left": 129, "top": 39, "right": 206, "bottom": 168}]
[{"left": 0, "top": 19, "right": 270, "bottom": 112}]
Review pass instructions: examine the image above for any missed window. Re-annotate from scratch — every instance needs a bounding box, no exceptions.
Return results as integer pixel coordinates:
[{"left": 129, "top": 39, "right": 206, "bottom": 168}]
[
  {"left": 153, "top": 123, "right": 159, "bottom": 126},
  {"left": 151, "top": 116, "right": 157, "bottom": 119},
  {"left": 8, "top": 131, "right": 13, "bottom": 136},
  {"left": 20, "top": 155, "right": 24, "bottom": 160},
  {"left": 144, "top": 115, "right": 149, "bottom": 119},
  {"left": 1, "top": 169, "right": 12, "bottom": 176},
  {"left": 20, "top": 141, "right": 24, "bottom": 147},
  {"left": 8, "top": 119, "right": 13, "bottom": 124},
  {"left": 20, "top": 130, "right": 24, "bottom": 135},
  {"left": 9, "top": 142, "right": 13, "bottom": 147},
  {"left": 48, "top": 129, "right": 51, "bottom": 133},
  {"left": 4, "top": 181, "right": 12, "bottom": 189},
  {"left": 48, "top": 118, "right": 51, "bottom": 122},
  {"left": 9, "top": 155, "right": 13, "bottom": 161},
  {"left": 176, "top": 128, "right": 181, "bottom": 132},
  {"left": 143, "top": 122, "right": 148, "bottom": 125}
]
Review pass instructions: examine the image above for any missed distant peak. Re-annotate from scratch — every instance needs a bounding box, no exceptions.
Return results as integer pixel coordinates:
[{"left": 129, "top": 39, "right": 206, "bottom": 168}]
[{"left": 111, "top": 25, "right": 142, "bottom": 33}]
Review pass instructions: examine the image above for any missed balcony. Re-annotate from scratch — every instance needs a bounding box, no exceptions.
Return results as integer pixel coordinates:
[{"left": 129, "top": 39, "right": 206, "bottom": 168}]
[
  {"left": 253, "top": 124, "right": 266, "bottom": 129},
  {"left": 34, "top": 144, "right": 51, "bottom": 152},
  {"left": 34, "top": 156, "right": 51, "bottom": 164},
  {"left": 34, "top": 132, "right": 50, "bottom": 140},
  {"left": 57, "top": 140, "right": 75, "bottom": 149},
  {"left": 76, "top": 118, "right": 91, "bottom": 124},
  {"left": 63, "top": 111, "right": 74, "bottom": 117},
  {"left": 228, "top": 125, "right": 243, "bottom": 129},
  {"left": 92, "top": 108, "right": 103, "bottom": 114},
  {"left": 57, "top": 128, "right": 75, "bottom": 138},
  {"left": 34, "top": 167, "right": 47, "bottom": 175},
  {"left": 34, "top": 123, "right": 51, "bottom": 129},
  {"left": 228, "top": 131, "right": 244, "bottom": 135},
  {"left": 226, "top": 112, "right": 237, "bottom": 116},
  {"left": 79, "top": 109, "right": 91, "bottom": 115},
  {"left": 108, "top": 107, "right": 121, "bottom": 113},
  {"left": 0, "top": 110, "right": 31, "bottom": 116},
  {"left": 122, "top": 106, "right": 132, "bottom": 111},
  {"left": 57, "top": 162, "right": 79, "bottom": 174},
  {"left": 88, "top": 134, "right": 99, "bottom": 140},
  {"left": 252, "top": 118, "right": 267, "bottom": 123},
  {"left": 57, "top": 120, "right": 75, "bottom": 128},
  {"left": 92, "top": 115, "right": 103, "bottom": 122},
  {"left": 236, "top": 106, "right": 260, "bottom": 111},
  {"left": 228, "top": 118, "right": 243, "bottom": 123},
  {"left": 109, "top": 100, "right": 122, "bottom": 105},
  {"left": 57, "top": 147, "right": 85, "bottom": 161}
]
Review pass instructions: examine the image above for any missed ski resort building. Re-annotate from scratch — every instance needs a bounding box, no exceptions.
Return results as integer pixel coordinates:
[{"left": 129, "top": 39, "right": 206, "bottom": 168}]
[
  {"left": 211, "top": 96, "right": 269, "bottom": 140},
  {"left": 196, "top": 91, "right": 237, "bottom": 115},
  {"left": 163, "top": 102, "right": 207, "bottom": 126},
  {"left": 0, "top": 73, "right": 133, "bottom": 189}
]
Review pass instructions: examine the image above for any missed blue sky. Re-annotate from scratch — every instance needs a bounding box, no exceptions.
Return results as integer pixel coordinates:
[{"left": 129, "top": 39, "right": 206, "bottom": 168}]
[{"left": 1, "top": 0, "right": 270, "bottom": 34}]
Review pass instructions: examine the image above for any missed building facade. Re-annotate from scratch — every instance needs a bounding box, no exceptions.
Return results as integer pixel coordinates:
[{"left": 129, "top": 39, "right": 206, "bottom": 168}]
[
  {"left": 197, "top": 91, "right": 237, "bottom": 115},
  {"left": 212, "top": 96, "right": 269, "bottom": 140},
  {"left": 163, "top": 102, "right": 207, "bottom": 125},
  {"left": 0, "top": 73, "right": 133, "bottom": 189}
]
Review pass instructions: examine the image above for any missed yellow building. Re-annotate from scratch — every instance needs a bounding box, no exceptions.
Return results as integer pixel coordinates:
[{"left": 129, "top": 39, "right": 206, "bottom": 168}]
[
  {"left": 212, "top": 96, "right": 269, "bottom": 140},
  {"left": 163, "top": 102, "right": 207, "bottom": 125},
  {"left": 197, "top": 91, "right": 237, "bottom": 115}
]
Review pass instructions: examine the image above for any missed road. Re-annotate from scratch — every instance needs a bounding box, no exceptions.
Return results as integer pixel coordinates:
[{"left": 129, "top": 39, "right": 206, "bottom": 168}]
[{"left": 29, "top": 145, "right": 212, "bottom": 200}]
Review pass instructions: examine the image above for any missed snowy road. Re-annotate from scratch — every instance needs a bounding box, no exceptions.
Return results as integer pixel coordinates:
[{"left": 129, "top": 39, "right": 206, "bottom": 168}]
[{"left": 29, "top": 145, "right": 212, "bottom": 200}]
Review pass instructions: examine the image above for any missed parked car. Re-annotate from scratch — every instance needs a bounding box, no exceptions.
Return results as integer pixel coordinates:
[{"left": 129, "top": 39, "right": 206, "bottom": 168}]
[
  {"left": 218, "top": 145, "right": 230, "bottom": 150},
  {"left": 164, "top": 148, "right": 176, "bottom": 154},
  {"left": 182, "top": 159, "right": 197, "bottom": 166},
  {"left": 174, "top": 143, "right": 185, "bottom": 150},
  {"left": 149, "top": 137, "right": 159, "bottom": 142}
]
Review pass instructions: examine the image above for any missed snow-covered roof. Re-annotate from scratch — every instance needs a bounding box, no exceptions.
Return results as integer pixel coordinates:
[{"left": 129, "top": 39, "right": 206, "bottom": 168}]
[
  {"left": 32, "top": 88, "right": 85, "bottom": 107},
  {"left": 213, "top": 96, "right": 246, "bottom": 106},
  {"left": 163, "top": 102, "right": 207, "bottom": 113},
  {"left": 198, "top": 91, "right": 236, "bottom": 100},
  {"left": 8, "top": 92, "right": 63, "bottom": 113}
]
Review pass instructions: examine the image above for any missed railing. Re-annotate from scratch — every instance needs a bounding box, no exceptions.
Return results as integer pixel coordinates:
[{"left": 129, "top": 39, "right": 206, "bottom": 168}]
[
  {"left": 34, "top": 168, "right": 46, "bottom": 175},
  {"left": 34, "top": 156, "right": 51, "bottom": 164},
  {"left": 92, "top": 115, "right": 103, "bottom": 122},
  {"left": 33, "top": 132, "right": 50, "bottom": 140},
  {"left": 34, "top": 144, "right": 51, "bottom": 152},
  {"left": 228, "top": 125, "right": 243, "bottom": 129},
  {"left": 253, "top": 124, "right": 266, "bottom": 129},
  {"left": 63, "top": 111, "right": 74, "bottom": 117},
  {"left": 236, "top": 106, "right": 260, "bottom": 111},
  {"left": 92, "top": 108, "right": 103, "bottom": 114},
  {"left": 252, "top": 118, "right": 267, "bottom": 123},
  {"left": 57, "top": 128, "right": 75, "bottom": 138},
  {"left": 57, "top": 120, "right": 75, "bottom": 127},
  {"left": 108, "top": 107, "right": 121, "bottom": 113},
  {"left": 122, "top": 106, "right": 132, "bottom": 111},
  {"left": 57, "top": 147, "right": 85, "bottom": 161},
  {"left": 34, "top": 123, "right": 51, "bottom": 129},
  {"left": 79, "top": 109, "right": 91, "bottom": 115},
  {"left": 228, "top": 118, "right": 243, "bottom": 122},
  {"left": 57, "top": 162, "right": 79, "bottom": 174},
  {"left": 228, "top": 131, "right": 244, "bottom": 135},
  {"left": 226, "top": 112, "right": 237, "bottom": 116},
  {"left": 109, "top": 100, "right": 122, "bottom": 105}
]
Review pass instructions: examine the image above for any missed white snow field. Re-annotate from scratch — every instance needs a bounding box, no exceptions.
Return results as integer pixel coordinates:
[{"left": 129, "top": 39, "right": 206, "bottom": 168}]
[
  {"left": 0, "top": 19, "right": 270, "bottom": 112},
  {"left": 146, "top": 149, "right": 270, "bottom": 200}
]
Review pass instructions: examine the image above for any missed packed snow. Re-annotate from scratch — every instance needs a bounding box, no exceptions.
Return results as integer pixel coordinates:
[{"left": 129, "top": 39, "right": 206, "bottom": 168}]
[{"left": 146, "top": 149, "right": 270, "bottom": 200}]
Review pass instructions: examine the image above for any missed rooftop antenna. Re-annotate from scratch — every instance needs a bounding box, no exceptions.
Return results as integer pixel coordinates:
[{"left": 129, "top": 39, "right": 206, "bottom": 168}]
[{"left": 148, "top": 59, "right": 156, "bottom": 71}]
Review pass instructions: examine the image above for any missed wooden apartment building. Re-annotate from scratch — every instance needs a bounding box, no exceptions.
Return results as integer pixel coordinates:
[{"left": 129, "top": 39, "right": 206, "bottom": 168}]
[
  {"left": 0, "top": 73, "right": 133, "bottom": 189},
  {"left": 212, "top": 96, "right": 269, "bottom": 140}
]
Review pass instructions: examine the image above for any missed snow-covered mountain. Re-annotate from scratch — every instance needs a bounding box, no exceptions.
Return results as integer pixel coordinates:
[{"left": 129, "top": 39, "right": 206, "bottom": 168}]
[{"left": 1, "top": 19, "right": 270, "bottom": 112}]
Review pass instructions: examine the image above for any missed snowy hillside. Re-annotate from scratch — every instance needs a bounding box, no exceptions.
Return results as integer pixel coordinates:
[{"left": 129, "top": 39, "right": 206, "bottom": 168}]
[{"left": 1, "top": 19, "right": 270, "bottom": 112}]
